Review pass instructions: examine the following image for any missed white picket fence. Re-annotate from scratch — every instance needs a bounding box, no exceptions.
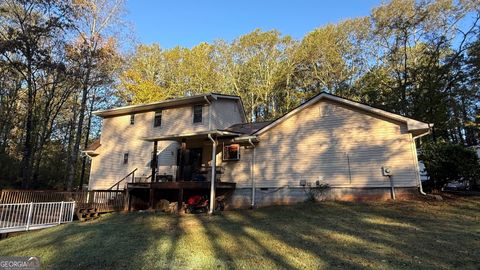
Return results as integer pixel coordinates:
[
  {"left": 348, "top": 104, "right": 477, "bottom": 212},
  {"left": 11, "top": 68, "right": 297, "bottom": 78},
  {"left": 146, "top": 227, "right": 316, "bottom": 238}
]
[{"left": 0, "top": 201, "right": 75, "bottom": 234}]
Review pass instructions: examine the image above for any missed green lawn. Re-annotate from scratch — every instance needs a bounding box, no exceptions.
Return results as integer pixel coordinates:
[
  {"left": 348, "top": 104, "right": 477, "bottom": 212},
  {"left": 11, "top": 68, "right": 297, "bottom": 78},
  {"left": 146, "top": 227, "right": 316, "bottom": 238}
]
[{"left": 1, "top": 196, "right": 479, "bottom": 270}]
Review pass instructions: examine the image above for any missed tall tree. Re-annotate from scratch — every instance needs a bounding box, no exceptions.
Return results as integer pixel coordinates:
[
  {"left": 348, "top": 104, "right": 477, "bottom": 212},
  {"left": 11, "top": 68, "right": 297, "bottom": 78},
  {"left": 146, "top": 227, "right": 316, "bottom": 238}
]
[
  {"left": 65, "top": 0, "right": 124, "bottom": 190},
  {"left": 292, "top": 17, "right": 372, "bottom": 99},
  {"left": 216, "top": 29, "right": 297, "bottom": 121},
  {"left": 369, "top": 0, "right": 480, "bottom": 140},
  {"left": 0, "top": 0, "right": 72, "bottom": 187}
]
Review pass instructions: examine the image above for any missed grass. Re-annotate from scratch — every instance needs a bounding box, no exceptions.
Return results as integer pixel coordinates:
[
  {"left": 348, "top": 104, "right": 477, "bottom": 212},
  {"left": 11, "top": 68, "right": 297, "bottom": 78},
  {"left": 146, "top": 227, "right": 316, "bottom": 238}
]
[{"left": 1, "top": 196, "right": 479, "bottom": 270}]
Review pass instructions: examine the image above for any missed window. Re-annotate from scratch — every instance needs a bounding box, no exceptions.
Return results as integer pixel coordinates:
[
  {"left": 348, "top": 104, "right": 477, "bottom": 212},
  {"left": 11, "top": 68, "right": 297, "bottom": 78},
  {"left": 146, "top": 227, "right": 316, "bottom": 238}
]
[
  {"left": 223, "top": 144, "right": 240, "bottom": 161},
  {"left": 193, "top": 105, "right": 203, "bottom": 123},
  {"left": 154, "top": 110, "right": 162, "bottom": 127},
  {"left": 130, "top": 114, "right": 135, "bottom": 125},
  {"left": 123, "top": 153, "right": 129, "bottom": 164}
]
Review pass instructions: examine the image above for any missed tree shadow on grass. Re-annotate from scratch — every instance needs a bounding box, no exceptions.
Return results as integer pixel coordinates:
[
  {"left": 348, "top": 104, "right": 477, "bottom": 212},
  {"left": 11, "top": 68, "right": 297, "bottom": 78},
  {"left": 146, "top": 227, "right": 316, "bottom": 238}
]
[
  {"left": 196, "top": 213, "right": 303, "bottom": 269},
  {"left": 241, "top": 202, "right": 479, "bottom": 269},
  {"left": 1, "top": 200, "right": 478, "bottom": 269},
  {"left": 190, "top": 201, "right": 479, "bottom": 269},
  {"left": 1, "top": 212, "right": 181, "bottom": 270}
]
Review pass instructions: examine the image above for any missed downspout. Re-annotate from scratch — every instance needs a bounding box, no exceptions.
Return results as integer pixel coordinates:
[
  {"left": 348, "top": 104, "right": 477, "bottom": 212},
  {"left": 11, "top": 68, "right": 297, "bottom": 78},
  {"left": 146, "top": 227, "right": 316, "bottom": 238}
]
[
  {"left": 207, "top": 133, "right": 217, "bottom": 214},
  {"left": 412, "top": 133, "right": 427, "bottom": 196},
  {"left": 388, "top": 175, "right": 396, "bottom": 200},
  {"left": 248, "top": 138, "right": 256, "bottom": 208},
  {"left": 204, "top": 96, "right": 212, "bottom": 130}
]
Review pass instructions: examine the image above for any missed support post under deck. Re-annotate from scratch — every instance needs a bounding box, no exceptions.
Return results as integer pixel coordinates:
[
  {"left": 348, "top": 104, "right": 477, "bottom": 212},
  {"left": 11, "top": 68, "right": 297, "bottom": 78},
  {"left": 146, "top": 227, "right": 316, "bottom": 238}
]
[
  {"left": 127, "top": 191, "right": 132, "bottom": 212},
  {"left": 178, "top": 188, "right": 183, "bottom": 212}
]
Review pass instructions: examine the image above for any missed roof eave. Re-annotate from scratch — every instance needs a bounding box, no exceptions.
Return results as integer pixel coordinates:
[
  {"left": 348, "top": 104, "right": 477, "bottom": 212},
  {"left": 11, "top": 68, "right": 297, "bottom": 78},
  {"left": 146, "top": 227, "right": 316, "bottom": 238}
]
[
  {"left": 141, "top": 130, "right": 243, "bottom": 142},
  {"left": 409, "top": 122, "right": 433, "bottom": 138},
  {"left": 82, "top": 150, "right": 99, "bottom": 157},
  {"left": 233, "top": 135, "right": 259, "bottom": 143},
  {"left": 93, "top": 94, "right": 218, "bottom": 118}
]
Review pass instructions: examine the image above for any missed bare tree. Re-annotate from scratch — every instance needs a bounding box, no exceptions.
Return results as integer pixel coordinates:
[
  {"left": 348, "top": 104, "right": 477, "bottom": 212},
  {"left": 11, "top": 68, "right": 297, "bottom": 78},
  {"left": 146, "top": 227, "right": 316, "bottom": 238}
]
[{"left": 65, "top": 0, "right": 125, "bottom": 190}]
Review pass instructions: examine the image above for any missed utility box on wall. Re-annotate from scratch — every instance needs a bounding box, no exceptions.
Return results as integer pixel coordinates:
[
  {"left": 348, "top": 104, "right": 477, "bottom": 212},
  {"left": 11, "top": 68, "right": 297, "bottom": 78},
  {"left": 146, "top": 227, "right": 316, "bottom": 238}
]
[{"left": 382, "top": 166, "right": 392, "bottom": 176}]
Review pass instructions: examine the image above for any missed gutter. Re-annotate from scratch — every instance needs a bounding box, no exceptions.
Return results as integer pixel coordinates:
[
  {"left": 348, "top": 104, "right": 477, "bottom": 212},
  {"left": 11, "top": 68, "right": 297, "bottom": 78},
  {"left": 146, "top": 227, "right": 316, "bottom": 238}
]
[
  {"left": 248, "top": 138, "right": 256, "bottom": 208},
  {"left": 207, "top": 134, "right": 217, "bottom": 214},
  {"left": 81, "top": 150, "right": 98, "bottom": 158},
  {"left": 233, "top": 135, "right": 259, "bottom": 143},
  {"left": 412, "top": 131, "right": 431, "bottom": 196}
]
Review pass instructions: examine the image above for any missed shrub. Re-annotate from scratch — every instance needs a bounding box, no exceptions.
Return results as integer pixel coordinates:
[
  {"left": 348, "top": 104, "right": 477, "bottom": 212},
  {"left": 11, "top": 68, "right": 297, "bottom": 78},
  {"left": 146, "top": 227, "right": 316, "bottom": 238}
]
[
  {"left": 420, "top": 141, "right": 480, "bottom": 191},
  {"left": 303, "top": 181, "right": 330, "bottom": 202}
]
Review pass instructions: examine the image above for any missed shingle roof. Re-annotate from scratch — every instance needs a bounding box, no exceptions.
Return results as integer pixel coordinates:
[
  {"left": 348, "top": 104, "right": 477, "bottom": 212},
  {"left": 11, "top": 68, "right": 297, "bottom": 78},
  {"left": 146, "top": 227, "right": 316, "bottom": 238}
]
[
  {"left": 226, "top": 121, "right": 273, "bottom": 135},
  {"left": 85, "top": 139, "right": 101, "bottom": 151}
]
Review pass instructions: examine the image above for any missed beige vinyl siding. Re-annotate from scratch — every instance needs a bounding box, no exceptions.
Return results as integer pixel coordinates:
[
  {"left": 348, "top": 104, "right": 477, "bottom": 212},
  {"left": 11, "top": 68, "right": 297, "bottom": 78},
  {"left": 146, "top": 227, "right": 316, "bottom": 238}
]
[
  {"left": 211, "top": 99, "right": 244, "bottom": 129},
  {"left": 89, "top": 108, "right": 186, "bottom": 190},
  {"left": 221, "top": 147, "right": 253, "bottom": 184},
  {"left": 147, "top": 104, "right": 210, "bottom": 136},
  {"left": 223, "top": 99, "right": 418, "bottom": 189},
  {"left": 89, "top": 98, "right": 245, "bottom": 190},
  {"left": 88, "top": 110, "right": 179, "bottom": 189}
]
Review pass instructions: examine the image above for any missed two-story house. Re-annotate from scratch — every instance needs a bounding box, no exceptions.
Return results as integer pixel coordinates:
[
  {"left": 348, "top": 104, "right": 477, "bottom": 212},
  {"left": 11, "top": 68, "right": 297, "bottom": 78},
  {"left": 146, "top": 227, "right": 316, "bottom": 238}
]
[
  {"left": 86, "top": 92, "right": 431, "bottom": 211},
  {"left": 87, "top": 93, "right": 244, "bottom": 185}
]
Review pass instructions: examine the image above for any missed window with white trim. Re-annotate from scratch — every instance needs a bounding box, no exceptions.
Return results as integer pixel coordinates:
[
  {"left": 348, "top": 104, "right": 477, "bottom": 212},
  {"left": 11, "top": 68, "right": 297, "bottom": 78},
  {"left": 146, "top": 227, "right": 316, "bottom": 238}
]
[
  {"left": 193, "top": 105, "right": 203, "bottom": 123},
  {"left": 154, "top": 110, "right": 162, "bottom": 127},
  {"left": 223, "top": 144, "right": 240, "bottom": 161},
  {"left": 130, "top": 114, "right": 135, "bottom": 125}
]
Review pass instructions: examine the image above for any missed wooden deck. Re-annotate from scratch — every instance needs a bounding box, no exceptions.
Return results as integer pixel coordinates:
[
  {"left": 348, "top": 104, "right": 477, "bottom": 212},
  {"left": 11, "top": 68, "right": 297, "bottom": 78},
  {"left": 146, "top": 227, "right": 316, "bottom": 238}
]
[
  {"left": 127, "top": 181, "right": 236, "bottom": 190},
  {"left": 0, "top": 190, "right": 125, "bottom": 213}
]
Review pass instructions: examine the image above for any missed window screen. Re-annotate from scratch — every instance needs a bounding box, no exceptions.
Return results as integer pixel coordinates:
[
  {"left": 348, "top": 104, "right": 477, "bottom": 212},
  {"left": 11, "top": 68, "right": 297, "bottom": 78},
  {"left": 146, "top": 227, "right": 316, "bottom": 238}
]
[
  {"left": 193, "top": 105, "right": 202, "bottom": 123},
  {"left": 154, "top": 110, "right": 162, "bottom": 127},
  {"left": 123, "top": 153, "right": 129, "bottom": 164}
]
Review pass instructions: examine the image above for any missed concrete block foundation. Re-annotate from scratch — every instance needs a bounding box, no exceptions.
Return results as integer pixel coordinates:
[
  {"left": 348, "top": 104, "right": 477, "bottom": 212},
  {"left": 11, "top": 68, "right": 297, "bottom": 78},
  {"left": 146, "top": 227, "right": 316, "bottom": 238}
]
[{"left": 226, "top": 186, "right": 420, "bottom": 209}]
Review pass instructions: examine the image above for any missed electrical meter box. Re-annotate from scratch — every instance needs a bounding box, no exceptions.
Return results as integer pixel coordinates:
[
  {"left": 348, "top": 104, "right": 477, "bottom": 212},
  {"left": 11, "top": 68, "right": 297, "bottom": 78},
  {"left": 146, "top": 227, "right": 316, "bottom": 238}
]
[{"left": 382, "top": 166, "right": 392, "bottom": 176}]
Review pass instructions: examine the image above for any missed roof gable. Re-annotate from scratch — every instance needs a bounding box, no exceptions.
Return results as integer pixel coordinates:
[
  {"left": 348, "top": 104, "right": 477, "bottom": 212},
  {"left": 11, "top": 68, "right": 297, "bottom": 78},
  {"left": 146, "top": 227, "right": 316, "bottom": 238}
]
[{"left": 253, "top": 92, "right": 431, "bottom": 137}]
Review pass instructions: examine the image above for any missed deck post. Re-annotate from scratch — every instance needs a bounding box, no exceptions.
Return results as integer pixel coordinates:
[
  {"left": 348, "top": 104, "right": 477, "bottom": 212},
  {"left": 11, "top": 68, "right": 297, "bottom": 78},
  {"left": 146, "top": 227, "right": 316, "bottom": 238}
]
[
  {"left": 70, "top": 202, "right": 76, "bottom": 222},
  {"left": 149, "top": 188, "right": 154, "bottom": 209},
  {"left": 151, "top": 140, "right": 158, "bottom": 183},
  {"left": 26, "top": 202, "right": 33, "bottom": 231},
  {"left": 127, "top": 190, "right": 132, "bottom": 212},
  {"left": 178, "top": 188, "right": 183, "bottom": 212},
  {"left": 58, "top": 201, "right": 64, "bottom": 224},
  {"left": 208, "top": 134, "right": 217, "bottom": 214},
  {"left": 124, "top": 189, "right": 130, "bottom": 212}
]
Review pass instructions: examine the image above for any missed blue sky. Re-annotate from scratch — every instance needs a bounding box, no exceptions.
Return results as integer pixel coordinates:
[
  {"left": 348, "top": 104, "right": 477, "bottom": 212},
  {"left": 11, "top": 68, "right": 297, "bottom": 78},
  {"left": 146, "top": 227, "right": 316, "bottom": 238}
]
[{"left": 126, "top": 0, "right": 382, "bottom": 48}]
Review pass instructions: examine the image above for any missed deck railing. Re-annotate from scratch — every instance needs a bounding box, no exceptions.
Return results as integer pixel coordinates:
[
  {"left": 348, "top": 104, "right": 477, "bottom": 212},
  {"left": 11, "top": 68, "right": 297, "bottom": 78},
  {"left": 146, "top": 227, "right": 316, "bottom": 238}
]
[
  {"left": 108, "top": 168, "right": 138, "bottom": 191},
  {"left": 0, "top": 201, "right": 75, "bottom": 234},
  {"left": 0, "top": 190, "right": 125, "bottom": 213}
]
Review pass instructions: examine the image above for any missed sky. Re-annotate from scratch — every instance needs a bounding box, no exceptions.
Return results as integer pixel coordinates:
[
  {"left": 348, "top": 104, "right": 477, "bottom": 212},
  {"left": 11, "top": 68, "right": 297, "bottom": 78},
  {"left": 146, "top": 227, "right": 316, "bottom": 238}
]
[{"left": 126, "top": 0, "right": 383, "bottom": 48}]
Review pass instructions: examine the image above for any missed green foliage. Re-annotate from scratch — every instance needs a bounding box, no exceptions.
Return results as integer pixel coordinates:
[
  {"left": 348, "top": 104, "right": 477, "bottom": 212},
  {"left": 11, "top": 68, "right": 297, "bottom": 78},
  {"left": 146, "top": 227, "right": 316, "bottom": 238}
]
[
  {"left": 1, "top": 0, "right": 480, "bottom": 189},
  {"left": 0, "top": 0, "right": 126, "bottom": 189},
  {"left": 420, "top": 142, "right": 480, "bottom": 190},
  {"left": 304, "top": 182, "right": 331, "bottom": 202},
  {"left": 119, "top": 0, "right": 480, "bottom": 147}
]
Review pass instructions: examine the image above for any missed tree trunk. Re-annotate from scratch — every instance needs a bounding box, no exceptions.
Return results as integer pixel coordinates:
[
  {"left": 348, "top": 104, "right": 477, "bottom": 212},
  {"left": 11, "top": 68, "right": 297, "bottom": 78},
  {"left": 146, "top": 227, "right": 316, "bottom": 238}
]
[
  {"left": 66, "top": 70, "right": 90, "bottom": 191},
  {"left": 79, "top": 92, "right": 95, "bottom": 190},
  {"left": 20, "top": 64, "right": 36, "bottom": 189},
  {"left": 64, "top": 107, "right": 77, "bottom": 190}
]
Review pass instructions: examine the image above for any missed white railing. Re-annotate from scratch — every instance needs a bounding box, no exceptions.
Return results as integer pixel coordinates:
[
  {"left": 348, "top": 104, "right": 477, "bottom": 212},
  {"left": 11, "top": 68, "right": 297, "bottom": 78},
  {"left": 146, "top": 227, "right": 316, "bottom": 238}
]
[{"left": 0, "top": 201, "right": 75, "bottom": 234}]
